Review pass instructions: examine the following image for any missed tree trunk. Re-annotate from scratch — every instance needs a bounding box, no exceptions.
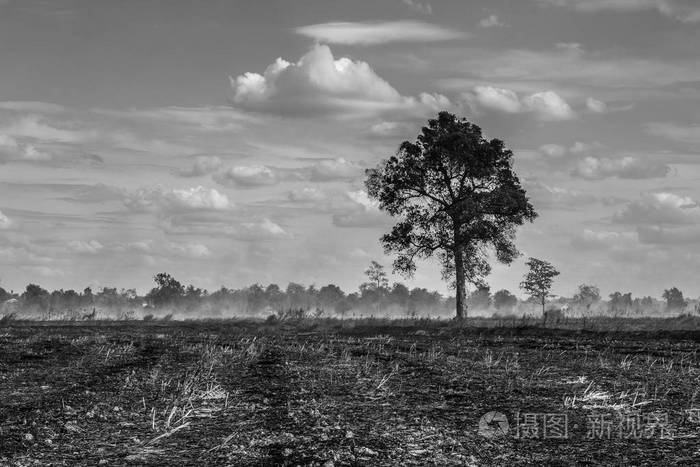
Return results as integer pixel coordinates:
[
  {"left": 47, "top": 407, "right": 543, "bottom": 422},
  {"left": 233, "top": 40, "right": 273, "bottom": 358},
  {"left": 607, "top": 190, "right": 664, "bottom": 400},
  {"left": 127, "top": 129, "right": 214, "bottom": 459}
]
[{"left": 454, "top": 245, "right": 467, "bottom": 320}]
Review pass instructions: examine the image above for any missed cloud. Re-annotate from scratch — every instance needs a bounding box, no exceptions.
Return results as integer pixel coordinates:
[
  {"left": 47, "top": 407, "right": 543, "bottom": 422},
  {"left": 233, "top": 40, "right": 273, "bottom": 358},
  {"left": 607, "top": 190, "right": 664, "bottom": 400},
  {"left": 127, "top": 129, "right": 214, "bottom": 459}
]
[
  {"left": 401, "top": 0, "right": 433, "bottom": 15},
  {"left": 465, "top": 86, "right": 575, "bottom": 120},
  {"left": 238, "top": 218, "right": 288, "bottom": 240},
  {"left": 572, "top": 156, "right": 670, "bottom": 179},
  {"left": 178, "top": 156, "right": 224, "bottom": 177},
  {"left": 0, "top": 210, "right": 12, "bottom": 229},
  {"left": 0, "top": 133, "right": 53, "bottom": 162},
  {"left": 479, "top": 14, "right": 506, "bottom": 28},
  {"left": 166, "top": 242, "right": 211, "bottom": 259},
  {"left": 637, "top": 225, "right": 700, "bottom": 244},
  {"left": 230, "top": 44, "right": 451, "bottom": 118},
  {"left": 1, "top": 115, "right": 93, "bottom": 143},
  {"left": 332, "top": 190, "right": 390, "bottom": 228},
  {"left": 288, "top": 187, "right": 325, "bottom": 202},
  {"left": 369, "top": 121, "right": 416, "bottom": 137},
  {"left": 522, "top": 91, "right": 576, "bottom": 121},
  {"left": 538, "top": 144, "right": 568, "bottom": 158},
  {"left": 470, "top": 86, "right": 522, "bottom": 113},
  {"left": 440, "top": 45, "right": 700, "bottom": 94},
  {"left": 214, "top": 158, "right": 362, "bottom": 187},
  {"left": 214, "top": 165, "right": 277, "bottom": 187},
  {"left": 571, "top": 228, "right": 637, "bottom": 249},
  {"left": 67, "top": 240, "right": 104, "bottom": 255},
  {"left": 0, "top": 101, "right": 66, "bottom": 113},
  {"left": 536, "top": 0, "right": 700, "bottom": 23},
  {"left": 646, "top": 122, "right": 700, "bottom": 144},
  {"left": 124, "top": 186, "right": 232, "bottom": 213},
  {"left": 585, "top": 97, "right": 608, "bottom": 113},
  {"left": 294, "top": 21, "right": 465, "bottom": 45},
  {"left": 306, "top": 158, "right": 362, "bottom": 181},
  {"left": 525, "top": 180, "right": 598, "bottom": 208},
  {"left": 613, "top": 192, "right": 700, "bottom": 225}
]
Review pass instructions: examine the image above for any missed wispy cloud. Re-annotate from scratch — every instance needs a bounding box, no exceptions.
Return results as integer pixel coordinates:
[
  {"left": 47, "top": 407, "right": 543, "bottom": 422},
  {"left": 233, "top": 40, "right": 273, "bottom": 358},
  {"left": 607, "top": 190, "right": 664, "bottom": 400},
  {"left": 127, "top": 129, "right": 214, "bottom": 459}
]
[{"left": 295, "top": 21, "right": 467, "bottom": 45}]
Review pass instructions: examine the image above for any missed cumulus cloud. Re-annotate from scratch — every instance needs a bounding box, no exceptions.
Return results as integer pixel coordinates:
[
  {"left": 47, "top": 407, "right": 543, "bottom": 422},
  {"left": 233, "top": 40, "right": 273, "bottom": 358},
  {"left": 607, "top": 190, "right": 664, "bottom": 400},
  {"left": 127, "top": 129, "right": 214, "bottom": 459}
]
[
  {"left": 522, "top": 91, "right": 576, "bottom": 121},
  {"left": 67, "top": 240, "right": 104, "bottom": 254},
  {"left": 536, "top": 0, "right": 700, "bottom": 23},
  {"left": 294, "top": 21, "right": 465, "bottom": 45},
  {"left": 470, "top": 86, "right": 522, "bottom": 114},
  {"left": 479, "top": 14, "right": 506, "bottom": 27},
  {"left": 230, "top": 44, "right": 451, "bottom": 118},
  {"left": 178, "top": 156, "right": 223, "bottom": 177},
  {"left": 124, "top": 186, "right": 232, "bottom": 213},
  {"left": 613, "top": 192, "right": 700, "bottom": 225},
  {"left": 0, "top": 210, "right": 12, "bottom": 229},
  {"left": 572, "top": 156, "right": 670, "bottom": 179},
  {"left": 214, "top": 165, "right": 277, "bottom": 187},
  {"left": 465, "top": 86, "right": 575, "bottom": 120}
]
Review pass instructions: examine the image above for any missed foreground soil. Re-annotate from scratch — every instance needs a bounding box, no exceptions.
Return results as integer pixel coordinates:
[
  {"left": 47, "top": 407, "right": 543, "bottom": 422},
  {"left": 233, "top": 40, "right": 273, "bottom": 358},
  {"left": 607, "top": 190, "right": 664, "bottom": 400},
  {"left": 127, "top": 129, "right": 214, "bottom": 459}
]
[{"left": 1, "top": 320, "right": 699, "bottom": 466}]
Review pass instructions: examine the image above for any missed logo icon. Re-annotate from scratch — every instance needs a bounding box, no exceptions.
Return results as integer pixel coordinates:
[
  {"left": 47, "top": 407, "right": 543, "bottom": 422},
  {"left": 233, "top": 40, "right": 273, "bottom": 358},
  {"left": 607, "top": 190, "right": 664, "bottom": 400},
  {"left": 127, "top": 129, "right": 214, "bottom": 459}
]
[{"left": 478, "top": 411, "right": 509, "bottom": 438}]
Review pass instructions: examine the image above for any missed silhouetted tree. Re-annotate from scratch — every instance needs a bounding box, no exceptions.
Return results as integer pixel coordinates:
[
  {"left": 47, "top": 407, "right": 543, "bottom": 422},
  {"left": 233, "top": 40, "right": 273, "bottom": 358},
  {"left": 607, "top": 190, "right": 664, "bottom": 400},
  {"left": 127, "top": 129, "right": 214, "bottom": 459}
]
[
  {"left": 22, "top": 283, "right": 50, "bottom": 310},
  {"left": 318, "top": 284, "right": 345, "bottom": 311},
  {"left": 573, "top": 284, "right": 600, "bottom": 310},
  {"left": 663, "top": 287, "right": 687, "bottom": 311},
  {"left": 520, "top": 258, "right": 559, "bottom": 314},
  {"left": 493, "top": 289, "right": 518, "bottom": 312},
  {"left": 0, "top": 287, "right": 11, "bottom": 302},
  {"left": 364, "top": 261, "right": 389, "bottom": 290},
  {"left": 366, "top": 112, "right": 537, "bottom": 319},
  {"left": 147, "top": 273, "right": 185, "bottom": 308},
  {"left": 609, "top": 291, "right": 633, "bottom": 314},
  {"left": 468, "top": 285, "right": 491, "bottom": 310}
]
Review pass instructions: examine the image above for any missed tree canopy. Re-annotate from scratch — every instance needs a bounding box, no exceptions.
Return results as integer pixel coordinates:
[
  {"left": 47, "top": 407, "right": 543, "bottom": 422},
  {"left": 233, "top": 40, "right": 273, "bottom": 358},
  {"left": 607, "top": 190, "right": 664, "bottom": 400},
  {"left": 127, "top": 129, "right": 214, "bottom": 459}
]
[
  {"left": 365, "top": 111, "right": 537, "bottom": 318},
  {"left": 520, "top": 257, "right": 559, "bottom": 314}
]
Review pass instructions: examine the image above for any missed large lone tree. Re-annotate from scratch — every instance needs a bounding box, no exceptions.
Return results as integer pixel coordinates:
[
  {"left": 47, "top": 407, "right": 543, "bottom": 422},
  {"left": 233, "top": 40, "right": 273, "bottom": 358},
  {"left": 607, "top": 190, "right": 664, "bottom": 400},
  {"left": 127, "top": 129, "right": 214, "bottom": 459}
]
[{"left": 365, "top": 112, "right": 537, "bottom": 319}]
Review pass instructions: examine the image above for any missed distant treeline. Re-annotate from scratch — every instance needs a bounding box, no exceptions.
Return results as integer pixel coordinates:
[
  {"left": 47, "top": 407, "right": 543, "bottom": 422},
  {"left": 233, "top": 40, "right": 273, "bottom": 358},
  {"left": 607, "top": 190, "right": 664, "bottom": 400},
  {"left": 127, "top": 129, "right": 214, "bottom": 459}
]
[{"left": 1, "top": 269, "right": 698, "bottom": 320}]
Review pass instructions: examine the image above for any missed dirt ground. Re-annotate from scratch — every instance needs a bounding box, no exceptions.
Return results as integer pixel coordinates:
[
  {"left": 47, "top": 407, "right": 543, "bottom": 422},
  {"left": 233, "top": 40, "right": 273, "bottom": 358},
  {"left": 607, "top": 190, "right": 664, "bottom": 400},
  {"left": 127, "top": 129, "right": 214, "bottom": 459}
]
[{"left": 1, "top": 320, "right": 699, "bottom": 466}]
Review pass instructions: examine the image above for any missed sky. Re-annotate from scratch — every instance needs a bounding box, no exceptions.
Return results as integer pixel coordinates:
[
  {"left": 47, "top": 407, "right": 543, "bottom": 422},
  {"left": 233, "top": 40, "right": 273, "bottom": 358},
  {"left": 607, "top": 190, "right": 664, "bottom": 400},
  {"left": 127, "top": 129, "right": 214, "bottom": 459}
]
[{"left": 1, "top": 0, "right": 700, "bottom": 299}]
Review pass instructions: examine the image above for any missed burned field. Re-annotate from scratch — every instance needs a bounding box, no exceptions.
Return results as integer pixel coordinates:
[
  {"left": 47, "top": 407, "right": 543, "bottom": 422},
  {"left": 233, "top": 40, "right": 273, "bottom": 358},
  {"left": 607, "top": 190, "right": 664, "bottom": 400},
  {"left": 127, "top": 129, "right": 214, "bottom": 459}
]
[{"left": 1, "top": 320, "right": 699, "bottom": 466}]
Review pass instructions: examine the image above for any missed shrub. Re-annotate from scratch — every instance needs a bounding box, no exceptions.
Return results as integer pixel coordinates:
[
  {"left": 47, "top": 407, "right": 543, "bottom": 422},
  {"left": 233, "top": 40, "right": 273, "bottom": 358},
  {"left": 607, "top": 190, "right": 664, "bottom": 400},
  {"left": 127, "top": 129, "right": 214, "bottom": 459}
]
[{"left": 0, "top": 313, "right": 16, "bottom": 326}]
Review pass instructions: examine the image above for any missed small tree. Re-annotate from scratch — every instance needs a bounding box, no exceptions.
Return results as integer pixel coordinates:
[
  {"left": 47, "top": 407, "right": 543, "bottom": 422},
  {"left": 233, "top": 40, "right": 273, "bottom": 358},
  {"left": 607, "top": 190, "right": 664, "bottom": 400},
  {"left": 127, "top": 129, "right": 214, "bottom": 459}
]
[
  {"left": 609, "top": 291, "right": 633, "bottom": 315},
  {"left": 363, "top": 261, "right": 389, "bottom": 290},
  {"left": 493, "top": 289, "right": 518, "bottom": 312},
  {"left": 662, "top": 287, "right": 687, "bottom": 311},
  {"left": 520, "top": 258, "right": 559, "bottom": 314},
  {"left": 147, "top": 273, "right": 185, "bottom": 308},
  {"left": 573, "top": 284, "right": 600, "bottom": 311},
  {"left": 366, "top": 112, "right": 537, "bottom": 319},
  {"left": 468, "top": 285, "right": 491, "bottom": 310}
]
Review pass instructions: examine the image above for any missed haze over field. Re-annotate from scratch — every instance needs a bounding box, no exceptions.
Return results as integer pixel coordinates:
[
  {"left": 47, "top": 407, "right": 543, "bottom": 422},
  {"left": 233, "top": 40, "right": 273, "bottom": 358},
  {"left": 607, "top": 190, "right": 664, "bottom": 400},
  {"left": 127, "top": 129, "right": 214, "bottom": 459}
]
[{"left": 1, "top": 0, "right": 700, "bottom": 298}]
